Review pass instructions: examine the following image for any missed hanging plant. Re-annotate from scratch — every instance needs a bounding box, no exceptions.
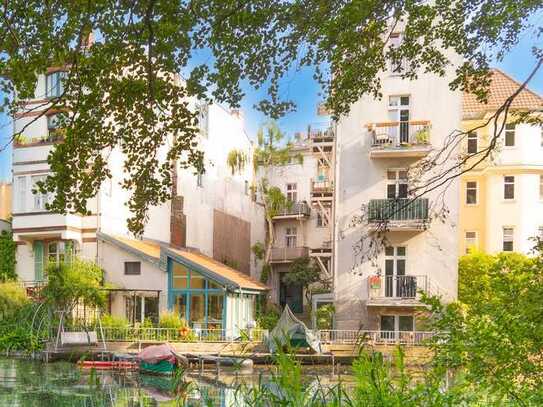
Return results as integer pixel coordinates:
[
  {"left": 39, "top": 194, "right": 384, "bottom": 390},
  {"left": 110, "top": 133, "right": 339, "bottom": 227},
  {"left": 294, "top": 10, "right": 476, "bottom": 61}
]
[{"left": 226, "top": 149, "right": 248, "bottom": 175}]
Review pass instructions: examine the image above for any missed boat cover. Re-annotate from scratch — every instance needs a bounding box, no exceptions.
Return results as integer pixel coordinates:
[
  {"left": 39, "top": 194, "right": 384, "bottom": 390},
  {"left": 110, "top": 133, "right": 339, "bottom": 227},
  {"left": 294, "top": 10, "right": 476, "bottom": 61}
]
[
  {"left": 138, "top": 343, "right": 176, "bottom": 364},
  {"left": 265, "top": 305, "right": 322, "bottom": 354}
]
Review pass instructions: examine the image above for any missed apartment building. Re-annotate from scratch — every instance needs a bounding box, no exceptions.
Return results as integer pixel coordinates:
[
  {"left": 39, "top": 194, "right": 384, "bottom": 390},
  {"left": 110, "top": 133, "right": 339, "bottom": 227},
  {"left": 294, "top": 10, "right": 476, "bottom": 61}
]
[
  {"left": 459, "top": 69, "right": 543, "bottom": 255},
  {"left": 265, "top": 123, "right": 335, "bottom": 320},
  {"left": 11, "top": 68, "right": 268, "bottom": 333},
  {"left": 333, "top": 50, "right": 461, "bottom": 331}
]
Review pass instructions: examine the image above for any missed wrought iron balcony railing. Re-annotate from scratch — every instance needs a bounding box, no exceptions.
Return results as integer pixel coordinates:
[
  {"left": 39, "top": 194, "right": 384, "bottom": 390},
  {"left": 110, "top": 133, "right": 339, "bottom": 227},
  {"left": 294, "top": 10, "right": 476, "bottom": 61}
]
[
  {"left": 367, "top": 198, "right": 429, "bottom": 223},
  {"left": 272, "top": 201, "right": 311, "bottom": 219}
]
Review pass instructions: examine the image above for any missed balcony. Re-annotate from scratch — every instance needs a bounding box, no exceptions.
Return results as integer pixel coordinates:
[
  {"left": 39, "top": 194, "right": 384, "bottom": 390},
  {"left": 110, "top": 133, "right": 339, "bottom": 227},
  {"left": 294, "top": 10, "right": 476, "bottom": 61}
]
[
  {"left": 272, "top": 202, "right": 311, "bottom": 220},
  {"left": 14, "top": 131, "right": 64, "bottom": 148},
  {"left": 366, "top": 275, "right": 428, "bottom": 306},
  {"left": 308, "top": 122, "right": 334, "bottom": 152},
  {"left": 368, "top": 121, "right": 432, "bottom": 158},
  {"left": 367, "top": 198, "right": 428, "bottom": 231},
  {"left": 311, "top": 177, "right": 334, "bottom": 201},
  {"left": 270, "top": 246, "right": 309, "bottom": 263}
]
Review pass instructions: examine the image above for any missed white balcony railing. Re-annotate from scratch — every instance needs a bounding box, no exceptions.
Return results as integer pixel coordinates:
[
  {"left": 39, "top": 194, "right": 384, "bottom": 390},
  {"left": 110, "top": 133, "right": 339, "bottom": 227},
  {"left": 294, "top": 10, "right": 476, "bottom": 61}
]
[
  {"left": 317, "top": 330, "right": 435, "bottom": 345},
  {"left": 369, "top": 121, "right": 431, "bottom": 148}
]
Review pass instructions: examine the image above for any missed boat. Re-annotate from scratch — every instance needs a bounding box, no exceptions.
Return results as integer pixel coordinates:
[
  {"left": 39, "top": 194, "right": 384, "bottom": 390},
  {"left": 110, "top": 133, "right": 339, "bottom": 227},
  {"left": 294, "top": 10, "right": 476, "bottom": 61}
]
[{"left": 138, "top": 343, "right": 189, "bottom": 376}]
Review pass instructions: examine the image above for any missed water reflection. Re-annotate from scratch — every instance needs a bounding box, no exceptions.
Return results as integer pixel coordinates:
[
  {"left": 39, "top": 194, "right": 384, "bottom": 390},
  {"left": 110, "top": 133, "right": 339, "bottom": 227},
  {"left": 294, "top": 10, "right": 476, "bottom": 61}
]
[{"left": 0, "top": 358, "right": 347, "bottom": 406}]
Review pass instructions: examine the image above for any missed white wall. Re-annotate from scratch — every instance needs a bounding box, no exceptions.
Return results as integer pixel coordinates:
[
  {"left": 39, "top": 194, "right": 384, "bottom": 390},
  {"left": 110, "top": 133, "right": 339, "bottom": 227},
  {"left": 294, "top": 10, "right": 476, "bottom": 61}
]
[
  {"left": 97, "top": 240, "right": 168, "bottom": 313},
  {"left": 334, "top": 59, "right": 461, "bottom": 329}
]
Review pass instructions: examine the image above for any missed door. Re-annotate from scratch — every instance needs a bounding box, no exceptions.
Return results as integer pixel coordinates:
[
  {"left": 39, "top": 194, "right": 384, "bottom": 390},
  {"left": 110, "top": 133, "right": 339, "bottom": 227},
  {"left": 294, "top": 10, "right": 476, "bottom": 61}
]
[
  {"left": 380, "top": 315, "right": 395, "bottom": 340},
  {"left": 388, "top": 96, "right": 410, "bottom": 144},
  {"left": 384, "top": 246, "right": 406, "bottom": 297},
  {"left": 280, "top": 279, "right": 303, "bottom": 313}
]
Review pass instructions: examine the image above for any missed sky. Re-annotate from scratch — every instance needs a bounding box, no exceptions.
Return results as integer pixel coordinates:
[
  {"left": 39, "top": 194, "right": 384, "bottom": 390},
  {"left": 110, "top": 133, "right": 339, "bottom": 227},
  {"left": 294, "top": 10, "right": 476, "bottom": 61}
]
[{"left": 1, "top": 30, "right": 542, "bottom": 183}]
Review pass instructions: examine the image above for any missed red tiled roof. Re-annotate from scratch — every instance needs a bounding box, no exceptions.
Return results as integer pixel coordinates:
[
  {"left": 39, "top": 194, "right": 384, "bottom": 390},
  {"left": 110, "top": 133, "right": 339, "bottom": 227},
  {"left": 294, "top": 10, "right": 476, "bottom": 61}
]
[{"left": 463, "top": 69, "right": 543, "bottom": 117}]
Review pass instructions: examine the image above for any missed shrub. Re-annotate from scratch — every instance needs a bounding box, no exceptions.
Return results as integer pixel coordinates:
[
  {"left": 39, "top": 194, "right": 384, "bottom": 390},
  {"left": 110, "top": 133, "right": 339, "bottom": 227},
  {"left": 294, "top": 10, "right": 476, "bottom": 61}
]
[
  {"left": 0, "top": 282, "right": 29, "bottom": 320},
  {"left": 256, "top": 305, "right": 280, "bottom": 330},
  {"left": 101, "top": 314, "right": 130, "bottom": 329},
  {"left": 158, "top": 312, "right": 185, "bottom": 329},
  {"left": 0, "top": 231, "right": 16, "bottom": 282}
]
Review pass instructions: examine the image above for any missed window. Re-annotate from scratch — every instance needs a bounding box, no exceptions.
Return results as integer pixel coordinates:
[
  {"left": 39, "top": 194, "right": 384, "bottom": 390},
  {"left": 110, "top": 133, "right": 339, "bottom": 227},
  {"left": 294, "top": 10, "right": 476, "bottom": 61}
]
[
  {"left": 504, "top": 123, "right": 515, "bottom": 147},
  {"left": 196, "top": 102, "right": 209, "bottom": 138},
  {"left": 124, "top": 262, "right": 141, "bottom": 275},
  {"left": 503, "top": 227, "right": 514, "bottom": 252},
  {"left": 196, "top": 172, "right": 203, "bottom": 187},
  {"left": 467, "top": 132, "right": 478, "bottom": 154},
  {"left": 15, "top": 176, "right": 27, "bottom": 212},
  {"left": 503, "top": 176, "right": 515, "bottom": 200},
  {"left": 465, "top": 231, "right": 478, "bottom": 254},
  {"left": 286, "top": 183, "right": 297, "bottom": 202},
  {"left": 47, "top": 113, "right": 65, "bottom": 140},
  {"left": 540, "top": 175, "right": 543, "bottom": 200},
  {"left": 31, "top": 175, "right": 48, "bottom": 211},
  {"left": 285, "top": 227, "right": 297, "bottom": 248},
  {"left": 317, "top": 210, "right": 329, "bottom": 227},
  {"left": 466, "top": 181, "right": 478, "bottom": 205},
  {"left": 388, "top": 33, "right": 407, "bottom": 73},
  {"left": 47, "top": 241, "right": 74, "bottom": 265},
  {"left": 379, "top": 315, "right": 414, "bottom": 338},
  {"left": 317, "top": 158, "right": 329, "bottom": 182},
  {"left": 387, "top": 169, "right": 408, "bottom": 199},
  {"left": 45, "top": 71, "right": 66, "bottom": 98},
  {"left": 125, "top": 295, "right": 159, "bottom": 325},
  {"left": 388, "top": 96, "right": 410, "bottom": 144}
]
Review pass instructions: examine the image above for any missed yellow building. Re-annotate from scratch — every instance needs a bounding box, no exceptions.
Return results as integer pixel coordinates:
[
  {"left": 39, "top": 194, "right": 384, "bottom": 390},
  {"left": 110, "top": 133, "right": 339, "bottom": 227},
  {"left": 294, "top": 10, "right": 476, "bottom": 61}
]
[
  {"left": 459, "top": 69, "right": 543, "bottom": 255},
  {"left": 0, "top": 182, "right": 11, "bottom": 221}
]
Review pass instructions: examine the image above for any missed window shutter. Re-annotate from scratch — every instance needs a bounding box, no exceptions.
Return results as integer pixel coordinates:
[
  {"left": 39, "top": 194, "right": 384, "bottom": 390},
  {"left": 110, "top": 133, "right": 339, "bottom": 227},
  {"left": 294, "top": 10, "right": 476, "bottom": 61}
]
[{"left": 33, "top": 241, "right": 44, "bottom": 281}]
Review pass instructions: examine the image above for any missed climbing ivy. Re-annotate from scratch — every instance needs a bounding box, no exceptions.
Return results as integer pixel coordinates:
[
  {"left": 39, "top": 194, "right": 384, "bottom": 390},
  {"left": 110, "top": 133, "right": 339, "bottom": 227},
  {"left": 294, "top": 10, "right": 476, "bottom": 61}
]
[{"left": 0, "top": 231, "right": 17, "bottom": 282}]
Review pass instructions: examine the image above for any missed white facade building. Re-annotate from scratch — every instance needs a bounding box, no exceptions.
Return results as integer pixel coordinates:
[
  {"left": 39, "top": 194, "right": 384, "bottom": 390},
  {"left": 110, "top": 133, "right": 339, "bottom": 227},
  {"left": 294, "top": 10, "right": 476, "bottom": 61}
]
[
  {"left": 333, "top": 53, "right": 461, "bottom": 331},
  {"left": 11, "top": 70, "right": 267, "bottom": 333},
  {"left": 264, "top": 125, "right": 335, "bottom": 319}
]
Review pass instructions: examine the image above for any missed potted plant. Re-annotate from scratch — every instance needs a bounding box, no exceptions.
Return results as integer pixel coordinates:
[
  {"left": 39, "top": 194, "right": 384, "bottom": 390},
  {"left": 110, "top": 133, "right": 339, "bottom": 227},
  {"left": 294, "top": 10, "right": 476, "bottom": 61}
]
[{"left": 415, "top": 128, "right": 430, "bottom": 144}]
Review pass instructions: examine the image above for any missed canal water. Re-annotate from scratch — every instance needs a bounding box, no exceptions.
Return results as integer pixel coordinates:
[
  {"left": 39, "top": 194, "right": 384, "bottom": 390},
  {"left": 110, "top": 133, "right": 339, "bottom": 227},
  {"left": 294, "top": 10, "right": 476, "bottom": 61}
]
[{"left": 0, "top": 357, "right": 347, "bottom": 406}]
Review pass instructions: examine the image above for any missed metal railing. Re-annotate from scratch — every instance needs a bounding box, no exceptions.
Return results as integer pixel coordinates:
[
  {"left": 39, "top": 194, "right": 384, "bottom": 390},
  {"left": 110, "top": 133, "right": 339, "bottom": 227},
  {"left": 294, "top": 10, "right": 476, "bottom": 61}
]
[
  {"left": 368, "top": 198, "right": 429, "bottom": 223},
  {"left": 307, "top": 122, "right": 334, "bottom": 140},
  {"left": 367, "top": 275, "right": 428, "bottom": 299},
  {"left": 370, "top": 121, "right": 430, "bottom": 147},
  {"left": 270, "top": 246, "right": 310, "bottom": 262},
  {"left": 317, "top": 330, "right": 435, "bottom": 345},
  {"left": 273, "top": 201, "right": 311, "bottom": 218},
  {"left": 311, "top": 178, "right": 333, "bottom": 193},
  {"left": 97, "top": 327, "right": 268, "bottom": 342}
]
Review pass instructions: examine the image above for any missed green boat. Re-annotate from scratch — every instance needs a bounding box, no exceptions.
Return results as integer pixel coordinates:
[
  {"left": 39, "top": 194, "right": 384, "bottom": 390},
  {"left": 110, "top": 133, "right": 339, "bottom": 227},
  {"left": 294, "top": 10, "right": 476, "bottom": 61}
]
[{"left": 138, "top": 343, "right": 189, "bottom": 376}]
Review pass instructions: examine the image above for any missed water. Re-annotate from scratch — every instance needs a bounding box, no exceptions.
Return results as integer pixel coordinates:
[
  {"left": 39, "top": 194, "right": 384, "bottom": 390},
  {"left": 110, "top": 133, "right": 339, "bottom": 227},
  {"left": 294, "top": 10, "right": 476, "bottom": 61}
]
[{"left": 0, "top": 358, "right": 347, "bottom": 406}]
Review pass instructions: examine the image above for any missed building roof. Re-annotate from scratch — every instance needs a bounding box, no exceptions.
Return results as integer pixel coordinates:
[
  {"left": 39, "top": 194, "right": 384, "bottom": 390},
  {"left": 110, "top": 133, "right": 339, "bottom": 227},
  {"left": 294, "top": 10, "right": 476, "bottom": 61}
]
[
  {"left": 463, "top": 69, "right": 543, "bottom": 118},
  {"left": 165, "top": 247, "right": 268, "bottom": 292},
  {"left": 97, "top": 232, "right": 267, "bottom": 292}
]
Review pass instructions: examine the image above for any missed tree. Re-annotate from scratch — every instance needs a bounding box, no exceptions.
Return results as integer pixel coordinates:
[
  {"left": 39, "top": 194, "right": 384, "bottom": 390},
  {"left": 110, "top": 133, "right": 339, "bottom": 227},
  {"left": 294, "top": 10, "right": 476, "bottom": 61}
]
[
  {"left": 41, "top": 259, "right": 105, "bottom": 313},
  {"left": 0, "top": 231, "right": 17, "bottom": 282},
  {"left": 1, "top": 1, "right": 540, "bottom": 234},
  {"left": 282, "top": 256, "right": 327, "bottom": 302},
  {"left": 424, "top": 249, "right": 543, "bottom": 404}
]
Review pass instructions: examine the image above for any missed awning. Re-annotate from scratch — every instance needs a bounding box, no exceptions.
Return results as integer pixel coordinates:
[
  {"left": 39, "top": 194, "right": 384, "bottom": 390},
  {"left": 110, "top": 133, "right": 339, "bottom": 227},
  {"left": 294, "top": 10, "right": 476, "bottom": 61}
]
[{"left": 97, "top": 232, "right": 268, "bottom": 293}]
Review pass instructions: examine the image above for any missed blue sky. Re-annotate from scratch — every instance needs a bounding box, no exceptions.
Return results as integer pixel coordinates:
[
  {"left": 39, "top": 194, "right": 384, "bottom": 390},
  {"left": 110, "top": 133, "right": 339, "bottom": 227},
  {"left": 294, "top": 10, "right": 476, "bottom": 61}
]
[{"left": 1, "top": 34, "right": 542, "bottom": 183}]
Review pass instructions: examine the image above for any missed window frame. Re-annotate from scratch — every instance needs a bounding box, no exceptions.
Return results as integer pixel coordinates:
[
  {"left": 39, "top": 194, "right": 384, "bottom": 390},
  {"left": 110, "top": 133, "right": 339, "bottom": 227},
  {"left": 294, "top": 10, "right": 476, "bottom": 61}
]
[
  {"left": 15, "top": 176, "right": 27, "bottom": 212},
  {"left": 465, "top": 181, "right": 478, "bottom": 205},
  {"left": 465, "top": 231, "right": 478, "bottom": 254},
  {"left": 31, "top": 175, "right": 49, "bottom": 211},
  {"left": 285, "top": 226, "right": 297, "bottom": 248},
  {"left": 504, "top": 123, "right": 516, "bottom": 147},
  {"left": 503, "top": 176, "right": 515, "bottom": 200},
  {"left": 467, "top": 132, "right": 478, "bottom": 154},
  {"left": 45, "top": 71, "right": 66, "bottom": 99},
  {"left": 286, "top": 183, "right": 297, "bottom": 203},
  {"left": 386, "top": 169, "right": 409, "bottom": 199},
  {"left": 502, "top": 227, "right": 514, "bottom": 252},
  {"left": 124, "top": 261, "right": 142, "bottom": 275}
]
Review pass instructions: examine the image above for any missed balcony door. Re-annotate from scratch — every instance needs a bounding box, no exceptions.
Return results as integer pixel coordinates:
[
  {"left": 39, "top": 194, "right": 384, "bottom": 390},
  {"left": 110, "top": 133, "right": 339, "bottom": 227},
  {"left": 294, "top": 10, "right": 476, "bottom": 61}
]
[
  {"left": 385, "top": 246, "right": 415, "bottom": 298},
  {"left": 388, "top": 96, "right": 410, "bottom": 144},
  {"left": 386, "top": 169, "right": 408, "bottom": 199}
]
